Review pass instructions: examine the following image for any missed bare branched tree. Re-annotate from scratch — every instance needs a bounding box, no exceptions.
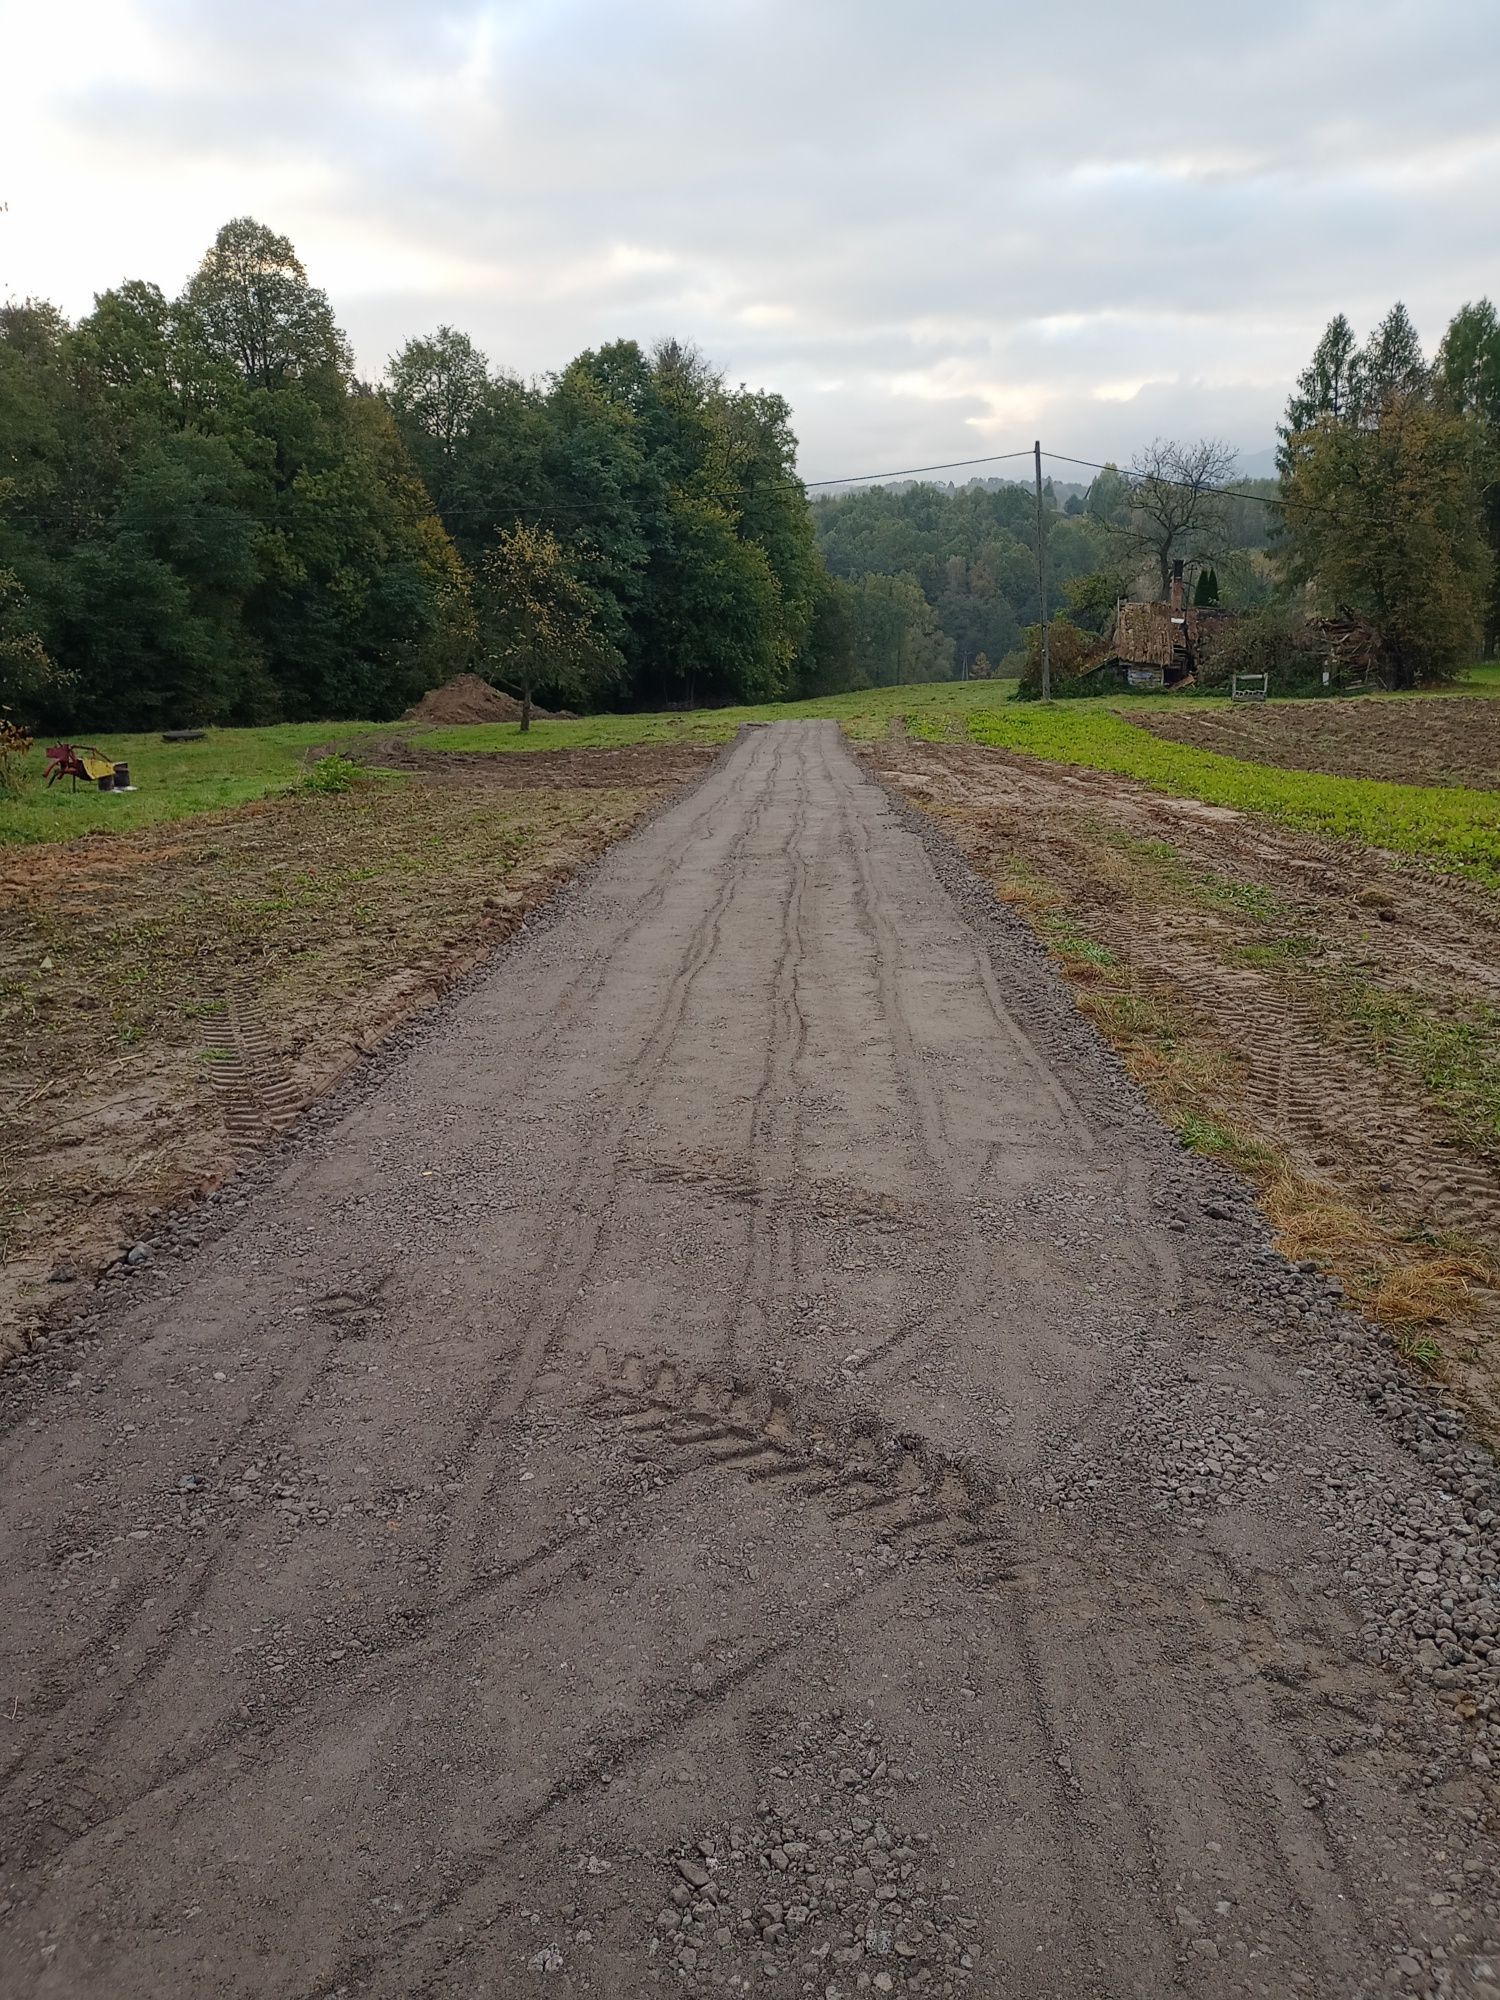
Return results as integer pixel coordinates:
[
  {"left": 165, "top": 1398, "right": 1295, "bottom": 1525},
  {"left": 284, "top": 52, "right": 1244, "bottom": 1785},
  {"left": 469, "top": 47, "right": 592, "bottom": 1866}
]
[{"left": 1113, "top": 438, "right": 1240, "bottom": 598}]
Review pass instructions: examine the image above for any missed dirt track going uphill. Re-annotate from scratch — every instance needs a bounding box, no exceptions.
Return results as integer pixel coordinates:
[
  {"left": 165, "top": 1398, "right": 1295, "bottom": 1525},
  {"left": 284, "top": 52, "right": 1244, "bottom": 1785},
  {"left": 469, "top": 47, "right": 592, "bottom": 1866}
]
[{"left": 3, "top": 722, "right": 1500, "bottom": 2000}]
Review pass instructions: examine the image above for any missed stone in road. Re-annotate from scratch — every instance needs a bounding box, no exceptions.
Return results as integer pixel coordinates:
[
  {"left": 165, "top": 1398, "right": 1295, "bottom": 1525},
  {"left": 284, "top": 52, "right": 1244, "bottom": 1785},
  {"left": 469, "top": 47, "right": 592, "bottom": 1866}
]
[{"left": 2, "top": 722, "right": 1497, "bottom": 1999}]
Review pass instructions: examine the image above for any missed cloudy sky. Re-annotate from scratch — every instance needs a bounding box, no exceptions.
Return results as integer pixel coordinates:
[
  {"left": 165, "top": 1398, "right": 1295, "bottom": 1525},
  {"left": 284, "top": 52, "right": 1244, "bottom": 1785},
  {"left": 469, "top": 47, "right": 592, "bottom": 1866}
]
[{"left": 5, "top": 0, "right": 1499, "bottom": 483}]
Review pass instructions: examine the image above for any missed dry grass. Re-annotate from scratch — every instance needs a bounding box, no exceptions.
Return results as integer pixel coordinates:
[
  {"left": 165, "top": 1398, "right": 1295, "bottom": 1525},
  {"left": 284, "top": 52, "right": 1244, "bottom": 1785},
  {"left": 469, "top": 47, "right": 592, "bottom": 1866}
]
[
  {"left": 1, "top": 754, "right": 707, "bottom": 1358},
  {"left": 880, "top": 742, "right": 1500, "bottom": 1427}
]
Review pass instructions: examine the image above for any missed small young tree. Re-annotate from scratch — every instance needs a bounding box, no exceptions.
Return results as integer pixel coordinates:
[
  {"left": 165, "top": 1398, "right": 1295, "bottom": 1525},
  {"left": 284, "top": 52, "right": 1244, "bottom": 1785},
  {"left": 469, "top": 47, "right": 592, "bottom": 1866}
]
[{"left": 474, "top": 522, "right": 616, "bottom": 729}]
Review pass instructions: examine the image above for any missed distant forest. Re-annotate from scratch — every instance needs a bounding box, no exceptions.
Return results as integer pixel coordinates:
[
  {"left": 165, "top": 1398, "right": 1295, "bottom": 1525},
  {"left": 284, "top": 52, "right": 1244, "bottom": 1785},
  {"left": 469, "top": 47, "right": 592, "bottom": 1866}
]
[
  {"left": 808, "top": 472, "right": 1281, "bottom": 688},
  {"left": 2, "top": 218, "right": 1495, "bottom": 730}
]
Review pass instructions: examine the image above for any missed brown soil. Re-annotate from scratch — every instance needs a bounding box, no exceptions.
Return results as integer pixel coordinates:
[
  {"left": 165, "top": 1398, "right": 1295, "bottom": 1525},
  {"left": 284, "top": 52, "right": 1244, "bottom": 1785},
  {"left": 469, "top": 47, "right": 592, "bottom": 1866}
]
[
  {"left": 3, "top": 724, "right": 1498, "bottom": 1999},
  {"left": 869, "top": 735, "right": 1500, "bottom": 1423},
  {"left": 0, "top": 744, "right": 713, "bottom": 1359},
  {"left": 401, "top": 672, "right": 565, "bottom": 727},
  {"left": 1133, "top": 693, "right": 1500, "bottom": 789},
  {"left": 363, "top": 735, "right": 712, "bottom": 789}
]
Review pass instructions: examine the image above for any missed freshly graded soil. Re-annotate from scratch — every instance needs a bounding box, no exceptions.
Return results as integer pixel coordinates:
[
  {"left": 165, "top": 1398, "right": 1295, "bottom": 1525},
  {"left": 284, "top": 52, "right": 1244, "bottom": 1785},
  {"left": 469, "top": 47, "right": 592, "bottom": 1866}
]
[
  {"left": 1, "top": 751, "right": 710, "bottom": 1359},
  {"left": 3, "top": 723, "right": 1499, "bottom": 2000},
  {"left": 1132, "top": 693, "right": 1500, "bottom": 790}
]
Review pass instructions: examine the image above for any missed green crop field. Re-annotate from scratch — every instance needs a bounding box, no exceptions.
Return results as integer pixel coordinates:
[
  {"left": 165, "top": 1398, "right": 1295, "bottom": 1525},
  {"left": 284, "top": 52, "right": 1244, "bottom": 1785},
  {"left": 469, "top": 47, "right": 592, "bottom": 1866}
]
[{"left": 955, "top": 702, "right": 1500, "bottom": 887}]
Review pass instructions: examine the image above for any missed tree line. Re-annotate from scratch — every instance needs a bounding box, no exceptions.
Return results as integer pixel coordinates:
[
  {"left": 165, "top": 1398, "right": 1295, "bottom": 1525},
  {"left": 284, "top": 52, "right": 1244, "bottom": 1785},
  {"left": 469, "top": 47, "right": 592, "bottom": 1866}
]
[
  {"left": 0, "top": 218, "right": 834, "bottom": 730},
  {"left": 1276, "top": 302, "right": 1499, "bottom": 682},
  {"left": 1, "top": 221, "right": 471, "bottom": 730},
  {"left": 4, "top": 219, "right": 1494, "bottom": 731}
]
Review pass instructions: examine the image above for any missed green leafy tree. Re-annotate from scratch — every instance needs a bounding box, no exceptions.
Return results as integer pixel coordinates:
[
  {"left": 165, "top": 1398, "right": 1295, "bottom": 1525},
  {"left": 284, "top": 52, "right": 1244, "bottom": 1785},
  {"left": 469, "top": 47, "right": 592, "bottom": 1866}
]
[
  {"left": 1279, "top": 393, "right": 1491, "bottom": 686},
  {"left": 790, "top": 572, "right": 860, "bottom": 696},
  {"left": 1436, "top": 300, "right": 1500, "bottom": 654},
  {"left": 1062, "top": 566, "right": 1132, "bottom": 634},
  {"left": 1016, "top": 616, "right": 1097, "bottom": 698},
  {"left": 182, "top": 217, "right": 350, "bottom": 395},
  {"left": 386, "top": 326, "right": 492, "bottom": 518},
  {"left": 847, "top": 572, "right": 953, "bottom": 685},
  {"left": 0, "top": 566, "right": 70, "bottom": 719}
]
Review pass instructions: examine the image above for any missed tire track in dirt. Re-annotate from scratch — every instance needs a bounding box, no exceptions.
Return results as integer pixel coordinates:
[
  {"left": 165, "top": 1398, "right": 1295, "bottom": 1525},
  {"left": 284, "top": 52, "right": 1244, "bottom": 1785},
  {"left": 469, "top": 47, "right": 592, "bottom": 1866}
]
[
  {"left": 439, "top": 731, "right": 792, "bottom": 1566},
  {"left": 722, "top": 734, "right": 814, "bottom": 1372},
  {"left": 4, "top": 723, "right": 1497, "bottom": 2000}
]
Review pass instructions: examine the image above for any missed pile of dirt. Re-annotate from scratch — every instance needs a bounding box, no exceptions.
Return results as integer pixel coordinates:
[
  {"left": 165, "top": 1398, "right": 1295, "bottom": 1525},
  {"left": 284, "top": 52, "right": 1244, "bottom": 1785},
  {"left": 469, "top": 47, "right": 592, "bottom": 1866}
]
[{"left": 402, "top": 675, "right": 562, "bottom": 728}]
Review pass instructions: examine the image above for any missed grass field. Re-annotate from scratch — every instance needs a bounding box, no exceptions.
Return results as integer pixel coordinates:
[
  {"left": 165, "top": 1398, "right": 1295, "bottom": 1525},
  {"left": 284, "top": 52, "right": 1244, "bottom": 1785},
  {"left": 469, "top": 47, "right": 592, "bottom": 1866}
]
[
  {"left": 0, "top": 723, "right": 390, "bottom": 845},
  {"left": 418, "top": 677, "right": 1020, "bottom": 755},
  {"left": 4, "top": 665, "right": 1497, "bottom": 856},
  {"left": 0, "top": 687, "right": 1019, "bottom": 843}
]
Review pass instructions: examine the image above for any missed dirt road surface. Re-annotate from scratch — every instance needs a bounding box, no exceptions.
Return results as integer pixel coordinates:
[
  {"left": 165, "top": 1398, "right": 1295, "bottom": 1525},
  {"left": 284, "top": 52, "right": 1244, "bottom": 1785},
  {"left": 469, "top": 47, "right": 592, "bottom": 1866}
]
[{"left": 4, "top": 722, "right": 1499, "bottom": 2000}]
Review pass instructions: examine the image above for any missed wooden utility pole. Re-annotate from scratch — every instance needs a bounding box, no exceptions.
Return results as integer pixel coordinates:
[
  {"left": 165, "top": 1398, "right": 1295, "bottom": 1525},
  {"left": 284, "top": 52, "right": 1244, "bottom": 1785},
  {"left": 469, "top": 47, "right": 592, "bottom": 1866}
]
[{"left": 1033, "top": 440, "right": 1051, "bottom": 702}]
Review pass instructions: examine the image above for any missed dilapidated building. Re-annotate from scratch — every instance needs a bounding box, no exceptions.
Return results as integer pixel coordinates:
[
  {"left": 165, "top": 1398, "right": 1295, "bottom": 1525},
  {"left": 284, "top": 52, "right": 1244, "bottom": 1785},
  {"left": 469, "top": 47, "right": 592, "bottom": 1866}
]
[{"left": 1111, "top": 561, "right": 1240, "bottom": 687}]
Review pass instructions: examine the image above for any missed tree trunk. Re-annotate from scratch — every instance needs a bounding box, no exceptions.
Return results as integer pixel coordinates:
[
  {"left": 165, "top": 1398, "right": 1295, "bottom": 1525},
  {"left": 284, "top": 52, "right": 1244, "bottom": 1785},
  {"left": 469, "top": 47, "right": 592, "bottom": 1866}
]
[{"left": 520, "top": 687, "right": 532, "bottom": 733}]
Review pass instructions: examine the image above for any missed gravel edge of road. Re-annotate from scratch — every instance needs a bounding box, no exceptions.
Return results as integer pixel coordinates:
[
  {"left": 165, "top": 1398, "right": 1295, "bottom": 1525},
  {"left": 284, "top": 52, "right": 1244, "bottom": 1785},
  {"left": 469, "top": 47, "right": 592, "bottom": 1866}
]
[{"left": 867, "top": 754, "right": 1500, "bottom": 1722}]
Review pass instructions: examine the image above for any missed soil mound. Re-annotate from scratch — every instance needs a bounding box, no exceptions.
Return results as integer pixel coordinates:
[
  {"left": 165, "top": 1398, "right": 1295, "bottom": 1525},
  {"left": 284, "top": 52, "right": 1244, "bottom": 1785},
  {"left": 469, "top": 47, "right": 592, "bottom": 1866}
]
[{"left": 402, "top": 675, "right": 557, "bottom": 727}]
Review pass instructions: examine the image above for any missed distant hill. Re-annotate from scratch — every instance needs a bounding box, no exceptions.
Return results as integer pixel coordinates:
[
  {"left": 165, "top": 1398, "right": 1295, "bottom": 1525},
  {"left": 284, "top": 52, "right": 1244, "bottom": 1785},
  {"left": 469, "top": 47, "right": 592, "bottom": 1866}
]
[{"left": 1237, "top": 447, "right": 1280, "bottom": 480}]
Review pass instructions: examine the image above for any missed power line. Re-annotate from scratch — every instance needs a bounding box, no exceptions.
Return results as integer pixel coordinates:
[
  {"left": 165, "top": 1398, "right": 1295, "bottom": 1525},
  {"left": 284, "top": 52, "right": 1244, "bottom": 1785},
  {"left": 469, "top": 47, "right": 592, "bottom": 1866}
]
[
  {"left": 1040, "top": 447, "right": 1426, "bottom": 534},
  {"left": 1041, "top": 450, "right": 1287, "bottom": 510},
  {"left": 804, "top": 448, "right": 1033, "bottom": 490}
]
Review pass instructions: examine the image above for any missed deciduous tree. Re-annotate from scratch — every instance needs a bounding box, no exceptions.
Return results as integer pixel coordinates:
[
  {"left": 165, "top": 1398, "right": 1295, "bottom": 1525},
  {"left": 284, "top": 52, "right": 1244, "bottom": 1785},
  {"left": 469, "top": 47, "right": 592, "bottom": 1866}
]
[
  {"left": 1113, "top": 438, "right": 1239, "bottom": 598},
  {"left": 1279, "top": 393, "right": 1491, "bottom": 686},
  {"left": 475, "top": 521, "right": 616, "bottom": 729}
]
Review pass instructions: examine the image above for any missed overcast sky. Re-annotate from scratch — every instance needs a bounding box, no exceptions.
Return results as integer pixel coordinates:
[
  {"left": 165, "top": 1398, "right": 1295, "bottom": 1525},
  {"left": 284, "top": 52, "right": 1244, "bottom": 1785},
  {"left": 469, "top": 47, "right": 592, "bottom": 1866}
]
[{"left": 5, "top": 0, "right": 1499, "bottom": 484}]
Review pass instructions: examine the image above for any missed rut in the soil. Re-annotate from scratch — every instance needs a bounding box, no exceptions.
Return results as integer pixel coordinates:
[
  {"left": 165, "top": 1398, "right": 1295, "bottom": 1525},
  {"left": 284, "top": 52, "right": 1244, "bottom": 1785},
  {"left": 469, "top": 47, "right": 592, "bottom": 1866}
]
[{"left": 2, "top": 723, "right": 1498, "bottom": 2000}]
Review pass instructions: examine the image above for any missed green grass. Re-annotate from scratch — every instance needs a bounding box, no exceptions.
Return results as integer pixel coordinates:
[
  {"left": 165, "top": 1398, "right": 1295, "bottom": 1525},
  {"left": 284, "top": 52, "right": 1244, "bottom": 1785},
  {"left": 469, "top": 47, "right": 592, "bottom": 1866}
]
[
  {"left": 965, "top": 703, "right": 1500, "bottom": 887},
  {"left": 1342, "top": 987, "right": 1500, "bottom": 1155},
  {"left": 421, "top": 678, "right": 1020, "bottom": 756},
  {"left": 5, "top": 663, "right": 1496, "bottom": 855},
  {"left": 0, "top": 723, "right": 390, "bottom": 845}
]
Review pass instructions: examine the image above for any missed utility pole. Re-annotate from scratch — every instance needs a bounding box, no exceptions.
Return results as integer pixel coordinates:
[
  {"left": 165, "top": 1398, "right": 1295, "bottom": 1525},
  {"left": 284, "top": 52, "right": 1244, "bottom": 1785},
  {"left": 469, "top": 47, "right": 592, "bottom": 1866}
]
[{"left": 1033, "top": 440, "right": 1051, "bottom": 702}]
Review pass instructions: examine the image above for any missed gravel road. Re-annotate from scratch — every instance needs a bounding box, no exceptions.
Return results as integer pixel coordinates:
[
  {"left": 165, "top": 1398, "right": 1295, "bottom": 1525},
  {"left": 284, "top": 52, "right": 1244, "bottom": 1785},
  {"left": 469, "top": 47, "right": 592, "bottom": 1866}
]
[{"left": 3, "top": 721, "right": 1499, "bottom": 2000}]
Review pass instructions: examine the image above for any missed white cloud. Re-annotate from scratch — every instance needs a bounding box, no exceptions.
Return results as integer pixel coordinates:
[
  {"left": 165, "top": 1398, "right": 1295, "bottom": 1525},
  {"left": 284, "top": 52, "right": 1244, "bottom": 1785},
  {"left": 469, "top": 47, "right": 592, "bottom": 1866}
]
[{"left": 4, "top": 0, "right": 1498, "bottom": 478}]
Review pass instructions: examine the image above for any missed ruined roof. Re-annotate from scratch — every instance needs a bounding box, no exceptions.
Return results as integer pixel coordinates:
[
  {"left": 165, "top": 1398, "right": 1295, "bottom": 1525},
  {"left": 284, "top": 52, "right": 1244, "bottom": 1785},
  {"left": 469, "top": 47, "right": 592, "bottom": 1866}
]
[
  {"left": 1112, "top": 600, "right": 1241, "bottom": 668},
  {"left": 1113, "top": 600, "right": 1181, "bottom": 668}
]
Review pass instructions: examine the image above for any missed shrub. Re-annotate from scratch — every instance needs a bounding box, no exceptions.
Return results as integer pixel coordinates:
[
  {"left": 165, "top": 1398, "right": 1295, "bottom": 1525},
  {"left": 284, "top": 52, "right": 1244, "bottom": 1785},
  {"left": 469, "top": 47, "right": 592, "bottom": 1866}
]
[
  {"left": 0, "top": 720, "right": 36, "bottom": 799},
  {"left": 301, "top": 753, "right": 361, "bottom": 795},
  {"left": 1198, "top": 605, "right": 1328, "bottom": 694},
  {"left": 1014, "top": 616, "right": 1102, "bottom": 699}
]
